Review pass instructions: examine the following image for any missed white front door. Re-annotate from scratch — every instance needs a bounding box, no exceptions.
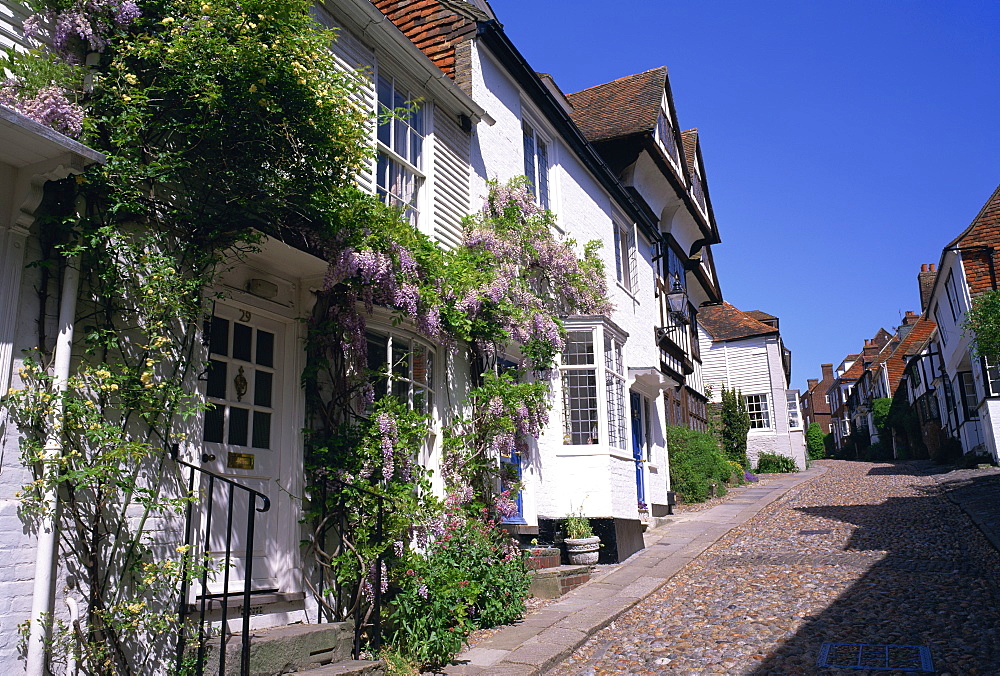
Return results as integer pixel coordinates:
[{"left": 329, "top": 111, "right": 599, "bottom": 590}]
[{"left": 200, "top": 304, "right": 286, "bottom": 593}]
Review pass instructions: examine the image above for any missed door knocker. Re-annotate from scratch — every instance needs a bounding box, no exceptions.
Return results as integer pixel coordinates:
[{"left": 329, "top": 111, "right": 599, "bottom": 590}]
[{"left": 234, "top": 366, "right": 248, "bottom": 402}]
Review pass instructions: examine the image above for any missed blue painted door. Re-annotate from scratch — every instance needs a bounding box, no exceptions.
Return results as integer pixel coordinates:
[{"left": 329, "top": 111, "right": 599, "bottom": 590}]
[{"left": 630, "top": 392, "right": 645, "bottom": 508}]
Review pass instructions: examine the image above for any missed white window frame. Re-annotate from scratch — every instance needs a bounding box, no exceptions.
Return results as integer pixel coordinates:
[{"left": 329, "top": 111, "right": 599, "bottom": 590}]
[
  {"left": 376, "top": 74, "right": 425, "bottom": 226},
  {"left": 522, "top": 120, "right": 550, "bottom": 209},
  {"left": 944, "top": 268, "right": 963, "bottom": 322},
  {"left": 786, "top": 392, "right": 802, "bottom": 430},
  {"left": 613, "top": 219, "right": 638, "bottom": 294},
  {"left": 365, "top": 329, "right": 435, "bottom": 415},
  {"left": 604, "top": 332, "right": 627, "bottom": 451},
  {"left": 560, "top": 323, "right": 628, "bottom": 450},
  {"left": 745, "top": 393, "right": 772, "bottom": 431}
]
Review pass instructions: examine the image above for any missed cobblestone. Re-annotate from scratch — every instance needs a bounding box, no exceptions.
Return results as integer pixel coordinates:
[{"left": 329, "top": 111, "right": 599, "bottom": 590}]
[{"left": 548, "top": 460, "right": 1000, "bottom": 675}]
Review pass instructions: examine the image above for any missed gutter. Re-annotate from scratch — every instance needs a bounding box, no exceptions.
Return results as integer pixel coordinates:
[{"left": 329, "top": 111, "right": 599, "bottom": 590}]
[{"left": 476, "top": 20, "right": 659, "bottom": 243}]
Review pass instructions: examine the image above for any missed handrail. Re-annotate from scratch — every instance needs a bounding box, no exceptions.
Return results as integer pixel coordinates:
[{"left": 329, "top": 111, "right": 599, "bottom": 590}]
[
  {"left": 170, "top": 444, "right": 271, "bottom": 676},
  {"left": 310, "top": 470, "right": 394, "bottom": 657}
]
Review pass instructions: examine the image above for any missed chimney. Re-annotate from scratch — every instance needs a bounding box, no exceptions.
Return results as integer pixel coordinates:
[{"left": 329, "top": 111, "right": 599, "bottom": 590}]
[
  {"left": 807, "top": 378, "right": 819, "bottom": 392},
  {"left": 821, "top": 363, "right": 834, "bottom": 380},
  {"left": 918, "top": 263, "right": 937, "bottom": 312},
  {"left": 897, "top": 309, "right": 919, "bottom": 341}
]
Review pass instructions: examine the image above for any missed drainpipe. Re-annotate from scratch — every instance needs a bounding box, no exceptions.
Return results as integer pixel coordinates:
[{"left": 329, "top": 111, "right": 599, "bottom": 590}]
[{"left": 26, "top": 252, "right": 81, "bottom": 676}]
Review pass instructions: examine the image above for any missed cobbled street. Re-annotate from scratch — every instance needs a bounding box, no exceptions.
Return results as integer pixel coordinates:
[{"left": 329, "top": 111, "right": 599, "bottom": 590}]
[{"left": 547, "top": 460, "right": 1000, "bottom": 675}]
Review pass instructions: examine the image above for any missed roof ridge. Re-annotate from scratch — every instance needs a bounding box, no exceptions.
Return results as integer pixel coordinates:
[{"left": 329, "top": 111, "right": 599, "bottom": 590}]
[{"left": 566, "top": 66, "right": 667, "bottom": 97}]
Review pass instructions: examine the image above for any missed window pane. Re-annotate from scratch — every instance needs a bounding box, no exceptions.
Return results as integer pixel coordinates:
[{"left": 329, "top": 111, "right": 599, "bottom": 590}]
[
  {"left": 613, "top": 226, "right": 623, "bottom": 282},
  {"left": 377, "top": 77, "right": 392, "bottom": 146},
  {"left": 209, "top": 317, "right": 229, "bottom": 356},
  {"left": 255, "top": 371, "right": 273, "bottom": 408},
  {"left": 563, "top": 331, "right": 594, "bottom": 366},
  {"left": 392, "top": 341, "right": 409, "bottom": 380},
  {"left": 206, "top": 359, "right": 227, "bottom": 399},
  {"left": 233, "top": 323, "right": 252, "bottom": 362},
  {"left": 606, "top": 373, "right": 626, "bottom": 450},
  {"left": 537, "top": 140, "right": 549, "bottom": 208},
  {"left": 367, "top": 332, "right": 389, "bottom": 399},
  {"left": 203, "top": 404, "right": 224, "bottom": 443},
  {"left": 228, "top": 407, "right": 249, "bottom": 446},
  {"left": 523, "top": 124, "right": 536, "bottom": 194},
  {"left": 562, "top": 369, "right": 598, "bottom": 445},
  {"left": 252, "top": 411, "right": 271, "bottom": 449},
  {"left": 256, "top": 330, "right": 274, "bottom": 367}
]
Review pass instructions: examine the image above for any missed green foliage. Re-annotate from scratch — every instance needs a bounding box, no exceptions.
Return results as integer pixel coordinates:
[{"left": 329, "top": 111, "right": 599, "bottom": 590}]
[
  {"left": 727, "top": 459, "right": 746, "bottom": 485},
  {"left": 964, "top": 289, "right": 1000, "bottom": 361},
  {"left": 872, "top": 398, "right": 892, "bottom": 433},
  {"left": 719, "top": 386, "right": 751, "bottom": 468},
  {"left": 564, "top": 509, "right": 594, "bottom": 539},
  {"left": 667, "top": 426, "right": 733, "bottom": 503},
  {"left": 385, "top": 516, "right": 529, "bottom": 668},
  {"left": 755, "top": 452, "right": 798, "bottom": 473},
  {"left": 806, "top": 422, "right": 826, "bottom": 460}
]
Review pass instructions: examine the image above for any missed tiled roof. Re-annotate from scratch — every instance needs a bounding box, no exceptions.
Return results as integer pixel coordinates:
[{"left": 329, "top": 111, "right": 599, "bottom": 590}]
[
  {"left": 745, "top": 310, "right": 777, "bottom": 322},
  {"left": 840, "top": 358, "right": 864, "bottom": 381},
  {"left": 946, "top": 184, "right": 1000, "bottom": 296},
  {"left": 697, "top": 302, "right": 779, "bottom": 342},
  {"left": 883, "top": 316, "right": 937, "bottom": 392},
  {"left": 564, "top": 67, "right": 666, "bottom": 143},
  {"left": 681, "top": 128, "right": 699, "bottom": 170},
  {"left": 371, "top": 0, "right": 478, "bottom": 79}
]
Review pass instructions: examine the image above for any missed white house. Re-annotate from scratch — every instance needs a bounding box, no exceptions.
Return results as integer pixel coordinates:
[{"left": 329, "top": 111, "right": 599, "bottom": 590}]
[
  {"left": 919, "top": 185, "right": 1000, "bottom": 460},
  {"left": 697, "top": 302, "right": 806, "bottom": 469}
]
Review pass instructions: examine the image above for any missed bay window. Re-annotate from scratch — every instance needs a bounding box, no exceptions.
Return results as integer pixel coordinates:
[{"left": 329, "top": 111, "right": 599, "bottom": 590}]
[
  {"left": 366, "top": 330, "right": 434, "bottom": 414},
  {"left": 560, "top": 322, "right": 629, "bottom": 449}
]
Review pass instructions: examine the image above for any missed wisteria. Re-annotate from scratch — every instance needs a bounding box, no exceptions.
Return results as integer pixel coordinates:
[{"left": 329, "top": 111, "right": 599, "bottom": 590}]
[{"left": 0, "top": 83, "right": 85, "bottom": 137}]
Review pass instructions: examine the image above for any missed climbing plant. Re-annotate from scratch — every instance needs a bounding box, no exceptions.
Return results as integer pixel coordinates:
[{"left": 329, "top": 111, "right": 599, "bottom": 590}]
[
  {"left": 719, "top": 385, "right": 751, "bottom": 468},
  {"left": 2, "top": 0, "right": 610, "bottom": 669}
]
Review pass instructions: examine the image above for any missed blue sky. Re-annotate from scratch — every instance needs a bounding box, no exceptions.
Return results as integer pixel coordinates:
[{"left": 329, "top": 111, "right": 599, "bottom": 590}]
[{"left": 495, "top": 0, "right": 1000, "bottom": 391}]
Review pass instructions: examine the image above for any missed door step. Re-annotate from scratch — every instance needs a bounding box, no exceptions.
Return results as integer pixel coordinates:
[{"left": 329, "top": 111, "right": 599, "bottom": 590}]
[
  {"left": 528, "top": 564, "right": 593, "bottom": 598},
  {"left": 293, "top": 660, "right": 385, "bottom": 676},
  {"left": 201, "top": 621, "right": 356, "bottom": 675}
]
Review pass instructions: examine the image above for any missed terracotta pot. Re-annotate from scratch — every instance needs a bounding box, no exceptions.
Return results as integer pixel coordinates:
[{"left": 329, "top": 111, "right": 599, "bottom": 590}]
[{"left": 564, "top": 536, "right": 600, "bottom": 565}]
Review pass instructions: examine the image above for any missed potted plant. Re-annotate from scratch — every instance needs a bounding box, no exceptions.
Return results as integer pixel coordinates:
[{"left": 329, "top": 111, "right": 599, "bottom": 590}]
[{"left": 563, "top": 510, "right": 600, "bottom": 565}]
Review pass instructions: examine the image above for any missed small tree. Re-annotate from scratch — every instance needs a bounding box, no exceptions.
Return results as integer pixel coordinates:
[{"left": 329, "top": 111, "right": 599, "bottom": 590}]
[
  {"left": 720, "top": 386, "right": 751, "bottom": 468},
  {"left": 872, "top": 398, "right": 892, "bottom": 435},
  {"left": 964, "top": 289, "right": 1000, "bottom": 360},
  {"left": 806, "top": 422, "right": 825, "bottom": 459}
]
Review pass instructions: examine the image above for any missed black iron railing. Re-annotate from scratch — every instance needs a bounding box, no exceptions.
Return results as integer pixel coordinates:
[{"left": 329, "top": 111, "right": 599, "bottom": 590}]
[
  {"left": 171, "top": 444, "right": 271, "bottom": 676},
  {"left": 311, "top": 472, "right": 392, "bottom": 658}
]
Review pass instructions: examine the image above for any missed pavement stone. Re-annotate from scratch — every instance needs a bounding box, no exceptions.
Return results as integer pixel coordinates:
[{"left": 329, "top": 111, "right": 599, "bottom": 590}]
[
  {"left": 549, "top": 460, "right": 1000, "bottom": 675},
  {"left": 434, "top": 464, "right": 827, "bottom": 675}
]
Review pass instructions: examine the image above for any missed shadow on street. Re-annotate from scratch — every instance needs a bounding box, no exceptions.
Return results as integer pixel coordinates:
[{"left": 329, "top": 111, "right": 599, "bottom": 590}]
[{"left": 752, "top": 465, "right": 1000, "bottom": 675}]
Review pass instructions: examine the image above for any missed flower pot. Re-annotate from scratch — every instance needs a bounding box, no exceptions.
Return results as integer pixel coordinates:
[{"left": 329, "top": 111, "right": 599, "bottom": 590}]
[{"left": 564, "top": 536, "right": 600, "bottom": 565}]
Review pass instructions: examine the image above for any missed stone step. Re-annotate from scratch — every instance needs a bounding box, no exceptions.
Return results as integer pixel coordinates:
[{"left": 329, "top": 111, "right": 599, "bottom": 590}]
[
  {"left": 200, "top": 621, "right": 355, "bottom": 675},
  {"left": 525, "top": 546, "right": 561, "bottom": 570},
  {"left": 528, "top": 564, "right": 593, "bottom": 599},
  {"left": 293, "top": 659, "right": 385, "bottom": 676}
]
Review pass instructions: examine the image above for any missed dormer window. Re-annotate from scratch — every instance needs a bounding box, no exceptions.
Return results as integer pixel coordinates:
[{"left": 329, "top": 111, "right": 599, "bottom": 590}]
[
  {"left": 523, "top": 121, "right": 550, "bottom": 209},
  {"left": 654, "top": 91, "right": 680, "bottom": 166}
]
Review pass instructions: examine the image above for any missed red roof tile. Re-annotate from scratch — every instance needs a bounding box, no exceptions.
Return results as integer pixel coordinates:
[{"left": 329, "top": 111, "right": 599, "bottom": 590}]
[
  {"left": 698, "top": 302, "right": 779, "bottom": 342},
  {"left": 947, "top": 184, "right": 1000, "bottom": 296},
  {"left": 564, "top": 67, "right": 666, "bottom": 143}
]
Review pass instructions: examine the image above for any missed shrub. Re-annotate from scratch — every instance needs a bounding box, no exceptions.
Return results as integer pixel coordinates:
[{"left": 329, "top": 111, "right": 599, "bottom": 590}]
[
  {"left": 755, "top": 452, "right": 798, "bottom": 473},
  {"left": 720, "top": 386, "right": 751, "bottom": 468},
  {"left": 727, "top": 460, "right": 746, "bottom": 485},
  {"left": 667, "top": 426, "right": 733, "bottom": 503},
  {"left": 806, "top": 422, "right": 825, "bottom": 460},
  {"left": 385, "top": 515, "right": 529, "bottom": 668}
]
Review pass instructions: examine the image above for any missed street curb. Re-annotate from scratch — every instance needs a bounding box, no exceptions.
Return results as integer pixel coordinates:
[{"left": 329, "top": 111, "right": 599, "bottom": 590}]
[{"left": 440, "top": 463, "right": 829, "bottom": 675}]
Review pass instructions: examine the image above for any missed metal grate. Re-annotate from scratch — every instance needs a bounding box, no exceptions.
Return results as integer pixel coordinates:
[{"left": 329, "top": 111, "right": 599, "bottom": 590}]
[{"left": 817, "top": 642, "right": 933, "bottom": 672}]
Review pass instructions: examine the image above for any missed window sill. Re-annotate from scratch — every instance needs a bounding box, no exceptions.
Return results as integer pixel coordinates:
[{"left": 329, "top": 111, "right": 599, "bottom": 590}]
[{"left": 616, "top": 281, "right": 639, "bottom": 303}]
